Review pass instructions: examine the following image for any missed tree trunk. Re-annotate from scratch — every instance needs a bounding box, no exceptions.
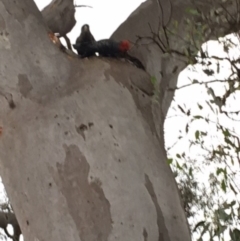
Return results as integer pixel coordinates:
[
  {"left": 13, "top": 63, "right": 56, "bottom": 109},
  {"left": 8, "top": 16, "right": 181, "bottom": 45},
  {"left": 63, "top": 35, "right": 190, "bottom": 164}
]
[
  {"left": 0, "top": 0, "right": 203, "bottom": 240},
  {"left": 112, "top": 0, "right": 239, "bottom": 120}
]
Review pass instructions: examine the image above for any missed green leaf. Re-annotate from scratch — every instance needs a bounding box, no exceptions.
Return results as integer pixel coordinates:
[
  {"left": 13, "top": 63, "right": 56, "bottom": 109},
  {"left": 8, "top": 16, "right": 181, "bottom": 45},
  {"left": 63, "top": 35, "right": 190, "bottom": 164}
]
[
  {"left": 189, "top": 167, "right": 193, "bottom": 176},
  {"left": 173, "top": 20, "right": 178, "bottom": 28},
  {"left": 185, "top": 7, "right": 200, "bottom": 16},
  {"left": 176, "top": 161, "right": 182, "bottom": 170},
  {"left": 182, "top": 163, "right": 187, "bottom": 169},
  {"left": 193, "top": 115, "right": 203, "bottom": 119},
  {"left": 221, "top": 180, "right": 226, "bottom": 193},
  {"left": 230, "top": 229, "right": 240, "bottom": 241},
  {"left": 200, "top": 131, "right": 207, "bottom": 136},
  {"left": 151, "top": 76, "right": 157, "bottom": 85},
  {"left": 195, "top": 130, "right": 200, "bottom": 140},
  {"left": 215, "top": 209, "right": 230, "bottom": 223},
  {"left": 230, "top": 200, "right": 236, "bottom": 206},
  {"left": 224, "top": 137, "right": 235, "bottom": 147},
  {"left": 197, "top": 104, "right": 203, "bottom": 110},
  {"left": 222, "top": 128, "right": 230, "bottom": 137},
  {"left": 222, "top": 201, "right": 236, "bottom": 210},
  {"left": 223, "top": 168, "right": 227, "bottom": 180},
  {"left": 230, "top": 183, "right": 237, "bottom": 194},
  {"left": 167, "top": 158, "right": 173, "bottom": 164},
  {"left": 216, "top": 168, "right": 224, "bottom": 176},
  {"left": 178, "top": 105, "right": 186, "bottom": 114},
  {"left": 192, "top": 79, "right": 199, "bottom": 84}
]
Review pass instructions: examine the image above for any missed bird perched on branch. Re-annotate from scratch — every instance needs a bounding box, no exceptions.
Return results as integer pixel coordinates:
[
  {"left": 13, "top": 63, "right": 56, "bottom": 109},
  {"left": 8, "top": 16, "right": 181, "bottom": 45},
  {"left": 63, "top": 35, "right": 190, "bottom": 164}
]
[
  {"left": 73, "top": 31, "right": 145, "bottom": 70},
  {"left": 95, "top": 39, "right": 145, "bottom": 70},
  {"left": 41, "top": 0, "right": 76, "bottom": 50},
  {"left": 94, "top": 39, "right": 130, "bottom": 57},
  {"left": 73, "top": 24, "right": 96, "bottom": 57}
]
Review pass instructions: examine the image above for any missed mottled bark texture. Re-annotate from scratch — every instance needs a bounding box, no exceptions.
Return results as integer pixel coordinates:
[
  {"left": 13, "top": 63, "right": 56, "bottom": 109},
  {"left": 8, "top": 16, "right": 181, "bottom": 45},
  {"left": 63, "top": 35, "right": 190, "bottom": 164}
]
[{"left": 2, "top": 0, "right": 237, "bottom": 240}]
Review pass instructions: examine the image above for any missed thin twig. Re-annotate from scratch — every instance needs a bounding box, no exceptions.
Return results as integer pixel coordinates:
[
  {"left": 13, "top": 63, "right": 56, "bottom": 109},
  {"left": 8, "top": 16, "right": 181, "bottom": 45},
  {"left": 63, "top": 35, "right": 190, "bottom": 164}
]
[
  {"left": 74, "top": 5, "right": 92, "bottom": 8},
  {"left": 220, "top": 3, "right": 237, "bottom": 23},
  {"left": 168, "top": 78, "right": 231, "bottom": 91}
]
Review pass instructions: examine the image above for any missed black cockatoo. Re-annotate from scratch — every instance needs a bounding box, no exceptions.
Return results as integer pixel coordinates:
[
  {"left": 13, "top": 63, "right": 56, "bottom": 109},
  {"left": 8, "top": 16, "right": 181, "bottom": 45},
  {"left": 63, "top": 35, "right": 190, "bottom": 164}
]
[
  {"left": 94, "top": 39, "right": 145, "bottom": 70},
  {"left": 73, "top": 24, "right": 96, "bottom": 57},
  {"left": 74, "top": 35, "right": 145, "bottom": 70}
]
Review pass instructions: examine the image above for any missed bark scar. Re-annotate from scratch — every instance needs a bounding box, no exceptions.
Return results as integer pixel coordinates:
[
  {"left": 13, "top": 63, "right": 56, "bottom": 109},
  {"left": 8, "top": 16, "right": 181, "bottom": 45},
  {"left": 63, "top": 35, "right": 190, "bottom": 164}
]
[
  {"left": 0, "top": 89, "right": 16, "bottom": 109},
  {"left": 54, "top": 144, "right": 113, "bottom": 241},
  {"left": 145, "top": 174, "right": 170, "bottom": 241}
]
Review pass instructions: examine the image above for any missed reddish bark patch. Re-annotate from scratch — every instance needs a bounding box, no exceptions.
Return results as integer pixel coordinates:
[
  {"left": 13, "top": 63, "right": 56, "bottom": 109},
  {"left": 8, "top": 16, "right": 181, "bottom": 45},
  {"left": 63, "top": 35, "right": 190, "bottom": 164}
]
[{"left": 56, "top": 144, "right": 112, "bottom": 241}]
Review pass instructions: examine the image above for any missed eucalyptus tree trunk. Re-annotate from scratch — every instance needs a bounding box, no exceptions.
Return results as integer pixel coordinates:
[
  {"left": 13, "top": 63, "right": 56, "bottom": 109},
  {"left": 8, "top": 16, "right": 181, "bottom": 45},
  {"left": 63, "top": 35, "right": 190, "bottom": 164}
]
[{"left": 1, "top": 0, "right": 236, "bottom": 240}]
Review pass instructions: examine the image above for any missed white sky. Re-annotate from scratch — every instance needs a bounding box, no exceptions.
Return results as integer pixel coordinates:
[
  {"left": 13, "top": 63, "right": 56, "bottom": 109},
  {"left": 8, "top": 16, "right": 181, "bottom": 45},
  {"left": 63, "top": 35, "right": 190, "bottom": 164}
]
[
  {"left": 36, "top": 0, "right": 146, "bottom": 42},
  {"left": 166, "top": 36, "right": 240, "bottom": 241}
]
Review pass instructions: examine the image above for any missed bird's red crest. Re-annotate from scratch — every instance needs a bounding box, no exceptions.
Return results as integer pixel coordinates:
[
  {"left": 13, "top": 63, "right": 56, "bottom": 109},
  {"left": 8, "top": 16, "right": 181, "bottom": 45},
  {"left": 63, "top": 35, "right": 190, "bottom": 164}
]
[{"left": 119, "top": 40, "right": 130, "bottom": 52}]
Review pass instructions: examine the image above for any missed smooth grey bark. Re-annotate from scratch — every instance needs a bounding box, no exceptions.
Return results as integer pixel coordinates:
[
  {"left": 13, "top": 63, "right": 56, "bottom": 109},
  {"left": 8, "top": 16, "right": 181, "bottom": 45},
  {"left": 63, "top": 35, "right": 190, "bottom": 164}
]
[
  {"left": 41, "top": 0, "right": 76, "bottom": 36},
  {"left": 112, "top": 0, "right": 239, "bottom": 122},
  {"left": 0, "top": 0, "right": 212, "bottom": 241}
]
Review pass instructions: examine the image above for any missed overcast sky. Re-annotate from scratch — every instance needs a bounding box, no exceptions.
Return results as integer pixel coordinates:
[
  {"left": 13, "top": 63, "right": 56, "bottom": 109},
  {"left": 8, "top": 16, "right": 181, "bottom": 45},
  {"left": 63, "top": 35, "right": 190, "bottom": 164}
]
[{"left": 35, "top": 0, "right": 146, "bottom": 43}]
